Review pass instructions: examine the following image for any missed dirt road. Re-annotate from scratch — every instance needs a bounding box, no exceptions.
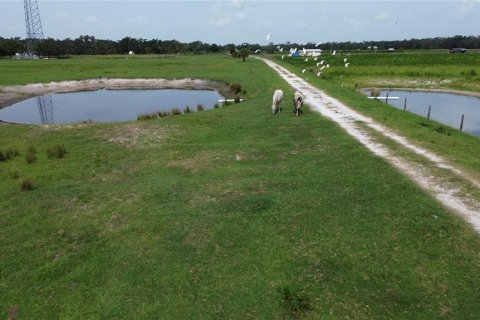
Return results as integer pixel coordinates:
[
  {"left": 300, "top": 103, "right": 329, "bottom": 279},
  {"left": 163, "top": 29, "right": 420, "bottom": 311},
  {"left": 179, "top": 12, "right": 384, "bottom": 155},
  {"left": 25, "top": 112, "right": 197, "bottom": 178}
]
[{"left": 257, "top": 57, "right": 480, "bottom": 233}]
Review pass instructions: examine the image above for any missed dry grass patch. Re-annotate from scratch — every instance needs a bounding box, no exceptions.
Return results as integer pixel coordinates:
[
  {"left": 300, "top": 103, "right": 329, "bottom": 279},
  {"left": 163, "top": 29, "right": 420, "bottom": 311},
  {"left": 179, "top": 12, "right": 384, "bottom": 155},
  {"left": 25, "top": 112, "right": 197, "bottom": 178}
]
[
  {"left": 168, "top": 151, "right": 226, "bottom": 173},
  {"left": 98, "top": 123, "right": 180, "bottom": 147}
]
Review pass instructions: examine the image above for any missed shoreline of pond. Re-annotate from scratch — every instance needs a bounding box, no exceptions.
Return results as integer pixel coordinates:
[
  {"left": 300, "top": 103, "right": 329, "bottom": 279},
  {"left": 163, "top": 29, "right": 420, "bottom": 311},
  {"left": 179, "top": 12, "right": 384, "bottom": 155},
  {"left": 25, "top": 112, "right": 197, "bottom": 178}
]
[
  {"left": 361, "top": 87, "right": 480, "bottom": 98},
  {"left": 0, "top": 78, "right": 230, "bottom": 111}
]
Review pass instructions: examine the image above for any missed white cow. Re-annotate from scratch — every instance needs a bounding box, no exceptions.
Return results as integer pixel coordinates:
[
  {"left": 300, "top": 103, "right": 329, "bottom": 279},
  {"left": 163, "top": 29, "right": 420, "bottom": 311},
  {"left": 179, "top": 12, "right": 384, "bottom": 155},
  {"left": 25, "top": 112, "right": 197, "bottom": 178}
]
[{"left": 272, "top": 89, "right": 284, "bottom": 115}]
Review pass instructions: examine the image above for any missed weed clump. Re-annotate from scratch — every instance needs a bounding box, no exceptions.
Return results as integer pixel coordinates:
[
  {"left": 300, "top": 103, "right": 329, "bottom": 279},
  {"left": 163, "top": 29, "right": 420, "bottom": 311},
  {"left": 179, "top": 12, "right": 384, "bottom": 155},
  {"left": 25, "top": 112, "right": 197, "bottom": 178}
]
[
  {"left": 26, "top": 151, "right": 37, "bottom": 164},
  {"left": 137, "top": 113, "right": 158, "bottom": 121},
  {"left": 370, "top": 88, "right": 381, "bottom": 97},
  {"left": 20, "top": 179, "right": 34, "bottom": 191},
  {"left": 171, "top": 107, "right": 182, "bottom": 115},
  {"left": 230, "top": 83, "right": 242, "bottom": 94},
  {"left": 279, "top": 287, "right": 313, "bottom": 319},
  {"left": 0, "top": 148, "right": 19, "bottom": 162},
  {"left": 47, "top": 145, "right": 67, "bottom": 159}
]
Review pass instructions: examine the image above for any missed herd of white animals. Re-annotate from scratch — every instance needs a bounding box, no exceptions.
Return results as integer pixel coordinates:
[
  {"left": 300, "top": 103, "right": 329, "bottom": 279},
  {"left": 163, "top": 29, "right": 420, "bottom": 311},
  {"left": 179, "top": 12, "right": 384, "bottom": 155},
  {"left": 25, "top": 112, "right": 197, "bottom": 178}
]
[{"left": 272, "top": 89, "right": 305, "bottom": 116}]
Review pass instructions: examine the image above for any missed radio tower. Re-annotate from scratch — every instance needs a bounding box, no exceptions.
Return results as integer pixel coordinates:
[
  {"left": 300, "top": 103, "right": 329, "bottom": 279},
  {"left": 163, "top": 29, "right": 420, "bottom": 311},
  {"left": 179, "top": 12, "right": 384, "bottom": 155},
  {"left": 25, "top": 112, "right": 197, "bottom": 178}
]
[{"left": 24, "top": 0, "right": 45, "bottom": 55}]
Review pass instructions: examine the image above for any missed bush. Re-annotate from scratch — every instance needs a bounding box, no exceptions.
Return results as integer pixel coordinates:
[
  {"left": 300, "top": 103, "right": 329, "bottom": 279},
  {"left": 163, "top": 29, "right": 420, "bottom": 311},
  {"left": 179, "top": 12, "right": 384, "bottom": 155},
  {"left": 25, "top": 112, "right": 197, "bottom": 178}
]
[
  {"left": 234, "top": 96, "right": 241, "bottom": 104},
  {"left": 230, "top": 83, "right": 242, "bottom": 94},
  {"left": 197, "top": 104, "right": 205, "bottom": 112},
  {"left": 171, "top": 107, "right": 182, "bottom": 115},
  {"left": 184, "top": 106, "right": 191, "bottom": 113},
  {"left": 214, "top": 103, "right": 219, "bottom": 109},
  {"left": 20, "top": 179, "right": 34, "bottom": 191},
  {"left": 47, "top": 145, "right": 67, "bottom": 159}
]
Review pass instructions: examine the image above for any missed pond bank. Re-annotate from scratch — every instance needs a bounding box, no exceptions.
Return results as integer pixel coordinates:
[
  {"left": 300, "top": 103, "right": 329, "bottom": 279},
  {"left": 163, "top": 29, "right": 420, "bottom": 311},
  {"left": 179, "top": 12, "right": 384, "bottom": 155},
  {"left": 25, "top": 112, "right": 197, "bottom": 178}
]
[{"left": 0, "top": 78, "right": 227, "bottom": 110}]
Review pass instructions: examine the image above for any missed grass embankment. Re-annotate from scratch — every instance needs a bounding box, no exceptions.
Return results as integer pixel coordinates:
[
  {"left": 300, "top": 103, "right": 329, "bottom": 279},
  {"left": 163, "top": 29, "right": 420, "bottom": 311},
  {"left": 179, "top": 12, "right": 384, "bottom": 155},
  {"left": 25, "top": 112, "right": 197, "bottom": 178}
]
[
  {"left": 275, "top": 51, "right": 480, "bottom": 183},
  {"left": 1, "top": 55, "right": 480, "bottom": 319}
]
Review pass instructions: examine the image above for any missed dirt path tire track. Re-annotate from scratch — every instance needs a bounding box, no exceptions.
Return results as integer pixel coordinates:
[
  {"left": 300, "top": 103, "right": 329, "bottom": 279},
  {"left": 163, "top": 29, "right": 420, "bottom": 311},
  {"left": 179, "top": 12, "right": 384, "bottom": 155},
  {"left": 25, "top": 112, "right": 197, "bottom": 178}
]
[{"left": 257, "top": 57, "right": 480, "bottom": 233}]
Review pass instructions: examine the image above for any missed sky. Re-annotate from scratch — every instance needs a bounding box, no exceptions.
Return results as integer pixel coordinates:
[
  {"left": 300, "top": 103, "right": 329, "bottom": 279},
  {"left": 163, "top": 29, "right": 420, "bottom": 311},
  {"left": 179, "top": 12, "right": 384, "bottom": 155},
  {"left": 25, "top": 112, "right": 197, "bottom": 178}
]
[{"left": 1, "top": 0, "right": 479, "bottom": 44}]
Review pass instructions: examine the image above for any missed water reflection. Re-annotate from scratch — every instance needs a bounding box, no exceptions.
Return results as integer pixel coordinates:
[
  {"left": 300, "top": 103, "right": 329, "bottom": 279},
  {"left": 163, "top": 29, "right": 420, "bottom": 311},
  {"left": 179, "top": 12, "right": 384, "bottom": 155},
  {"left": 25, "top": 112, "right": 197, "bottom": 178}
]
[
  {"left": 365, "top": 90, "right": 480, "bottom": 137},
  {"left": 0, "top": 89, "right": 224, "bottom": 124},
  {"left": 36, "top": 95, "right": 54, "bottom": 124}
]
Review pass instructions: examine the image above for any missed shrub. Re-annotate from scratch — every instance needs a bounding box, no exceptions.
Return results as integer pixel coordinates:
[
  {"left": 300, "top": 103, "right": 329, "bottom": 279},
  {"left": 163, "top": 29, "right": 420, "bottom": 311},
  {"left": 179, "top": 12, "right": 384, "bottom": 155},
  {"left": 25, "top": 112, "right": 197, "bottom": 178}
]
[
  {"left": 214, "top": 103, "right": 219, "bottom": 109},
  {"left": 27, "top": 146, "right": 37, "bottom": 154},
  {"left": 47, "top": 145, "right": 67, "bottom": 159},
  {"left": 197, "top": 104, "right": 205, "bottom": 112},
  {"left": 26, "top": 152, "right": 36, "bottom": 164},
  {"left": 171, "top": 107, "right": 182, "bottom": 115},
  {"left": 185, "top": 106, "right": 191, "bottom": 113},
  {"left": 230, "top": 83, "right": 242, "bottom": 94},
  {"left": 20, "top": 179, "right": 34, "bottom": 191},
  {"left": 234, "top": 96, "right": 241, "bottom": 104},
  {"left": 158, "top": 111, "right": 170, "bottom": 118}
]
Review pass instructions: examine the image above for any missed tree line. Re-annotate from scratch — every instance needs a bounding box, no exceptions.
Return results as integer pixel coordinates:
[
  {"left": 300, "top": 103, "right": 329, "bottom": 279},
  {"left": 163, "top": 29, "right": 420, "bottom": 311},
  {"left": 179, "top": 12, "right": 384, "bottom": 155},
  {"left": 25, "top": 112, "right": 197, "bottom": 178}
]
[{"left": 1, "top": 34, "right": 479, "bottom": 57}]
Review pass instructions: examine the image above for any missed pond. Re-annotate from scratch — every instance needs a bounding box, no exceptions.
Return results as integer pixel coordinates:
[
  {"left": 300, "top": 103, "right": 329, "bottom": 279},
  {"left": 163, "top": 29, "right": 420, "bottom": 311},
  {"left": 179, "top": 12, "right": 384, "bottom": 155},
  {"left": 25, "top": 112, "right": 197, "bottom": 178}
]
[
  {"left": 0, "top": 89, "right": 224, "bottom": 124},
  {"left": 365, "top": 90, "right": 480, "bottom": 137}
]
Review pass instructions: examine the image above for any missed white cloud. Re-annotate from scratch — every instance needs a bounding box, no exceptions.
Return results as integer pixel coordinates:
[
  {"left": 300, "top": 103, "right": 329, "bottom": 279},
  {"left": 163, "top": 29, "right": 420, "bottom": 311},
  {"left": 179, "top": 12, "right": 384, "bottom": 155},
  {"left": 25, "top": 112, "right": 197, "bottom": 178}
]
[{"left": 374, "top": 10, "right": 390, "bottom": 21}]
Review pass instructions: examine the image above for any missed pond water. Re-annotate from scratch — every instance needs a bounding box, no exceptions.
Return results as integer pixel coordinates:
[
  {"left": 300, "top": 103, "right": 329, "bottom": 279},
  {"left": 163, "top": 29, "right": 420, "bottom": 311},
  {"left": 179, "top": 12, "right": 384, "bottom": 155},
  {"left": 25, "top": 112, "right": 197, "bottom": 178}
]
[
  {"left": 365, "top": 90, "right": 480, "bottom": 137},
  {"left": 0, "top": 89, "right": 224, "bottom": 124}
]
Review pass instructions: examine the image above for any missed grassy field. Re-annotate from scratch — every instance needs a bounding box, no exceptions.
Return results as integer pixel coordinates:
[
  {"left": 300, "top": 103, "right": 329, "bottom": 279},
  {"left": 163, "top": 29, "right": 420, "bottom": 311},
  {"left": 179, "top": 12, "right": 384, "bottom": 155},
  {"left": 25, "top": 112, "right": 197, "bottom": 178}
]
[
  {"left": 274, "top": 51, "right": 480, "bottom": 183},
  {"left": 1, "top": 54, "right": 480, "bottom": 319}
]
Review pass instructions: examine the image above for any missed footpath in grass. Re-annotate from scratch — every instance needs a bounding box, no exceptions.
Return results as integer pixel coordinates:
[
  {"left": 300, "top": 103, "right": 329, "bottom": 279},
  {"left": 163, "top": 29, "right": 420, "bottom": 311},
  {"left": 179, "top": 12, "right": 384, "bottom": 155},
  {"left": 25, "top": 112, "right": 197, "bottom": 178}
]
[{"left": 1, "top": 55, "right": 480, "bottom": 319}]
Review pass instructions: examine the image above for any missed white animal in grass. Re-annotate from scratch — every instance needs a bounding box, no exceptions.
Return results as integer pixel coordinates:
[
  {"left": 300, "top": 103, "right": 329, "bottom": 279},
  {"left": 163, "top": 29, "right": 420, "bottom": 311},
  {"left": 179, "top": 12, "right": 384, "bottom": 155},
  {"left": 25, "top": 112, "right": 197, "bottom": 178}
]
[
  {"left": 272, "top": 89, "right": 284, "bottom": 115},
  {"left": 293, "top": 91, "right": 305, "bottom": 116}
]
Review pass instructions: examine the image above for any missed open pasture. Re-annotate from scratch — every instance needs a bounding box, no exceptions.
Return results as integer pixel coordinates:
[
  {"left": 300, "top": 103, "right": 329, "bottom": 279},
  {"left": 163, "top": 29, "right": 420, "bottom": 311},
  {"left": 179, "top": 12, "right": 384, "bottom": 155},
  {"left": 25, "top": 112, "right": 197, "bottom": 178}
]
[{"left": 1, "top": 54, "right": 480, "bottom": 319}]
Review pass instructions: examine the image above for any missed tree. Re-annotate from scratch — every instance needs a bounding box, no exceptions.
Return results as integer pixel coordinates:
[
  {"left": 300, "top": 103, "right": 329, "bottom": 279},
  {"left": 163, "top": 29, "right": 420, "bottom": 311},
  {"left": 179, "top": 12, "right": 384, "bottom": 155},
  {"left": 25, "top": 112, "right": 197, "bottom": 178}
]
[{"left": 238, "top": 48, "right": 249, "bottom": 61}]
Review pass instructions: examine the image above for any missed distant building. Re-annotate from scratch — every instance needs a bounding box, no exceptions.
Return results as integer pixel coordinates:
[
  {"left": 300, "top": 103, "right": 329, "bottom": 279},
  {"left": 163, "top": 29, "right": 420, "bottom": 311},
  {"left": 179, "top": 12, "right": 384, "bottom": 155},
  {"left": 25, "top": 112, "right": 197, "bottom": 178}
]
[
  {"left": 301, "top": 48, "right": 322, "bottom": 56},
  {"left": 450, "top": 48, "right": 467, "bottom": 53}
]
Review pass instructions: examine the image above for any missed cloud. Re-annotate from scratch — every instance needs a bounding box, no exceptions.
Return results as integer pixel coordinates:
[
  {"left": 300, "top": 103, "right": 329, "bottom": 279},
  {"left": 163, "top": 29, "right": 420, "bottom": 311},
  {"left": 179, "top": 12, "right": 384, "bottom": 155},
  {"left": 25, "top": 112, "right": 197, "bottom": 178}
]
[
  {"left": 208, "top": 17, "right": 232, "bottom": 27},
  {"left": 85, "top": 15, "right": 99, "bottom": 23},
  {"left": 374, "top": 10, "right": 390, "bottom": 21},
  {"left": 456, "top": 0, "right": 476, "bottom": 17}
]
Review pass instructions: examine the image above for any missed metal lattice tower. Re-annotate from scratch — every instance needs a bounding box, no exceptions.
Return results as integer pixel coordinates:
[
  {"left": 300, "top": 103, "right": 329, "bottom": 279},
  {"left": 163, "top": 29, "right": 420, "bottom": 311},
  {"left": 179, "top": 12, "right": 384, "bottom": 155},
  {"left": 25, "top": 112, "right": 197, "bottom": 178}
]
[{"left": 24, "top": 0, "right": 45, "bottom": 55}]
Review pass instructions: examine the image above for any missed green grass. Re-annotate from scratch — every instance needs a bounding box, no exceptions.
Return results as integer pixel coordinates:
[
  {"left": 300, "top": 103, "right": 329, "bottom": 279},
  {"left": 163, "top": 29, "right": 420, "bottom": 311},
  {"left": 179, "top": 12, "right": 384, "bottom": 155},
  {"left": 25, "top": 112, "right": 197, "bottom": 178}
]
[
  {"left": 274, "top": 51, "right": 480, "bottom": 182},
  {"left": 1, "top": 54, "right": 480, "bottom": 319}
]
